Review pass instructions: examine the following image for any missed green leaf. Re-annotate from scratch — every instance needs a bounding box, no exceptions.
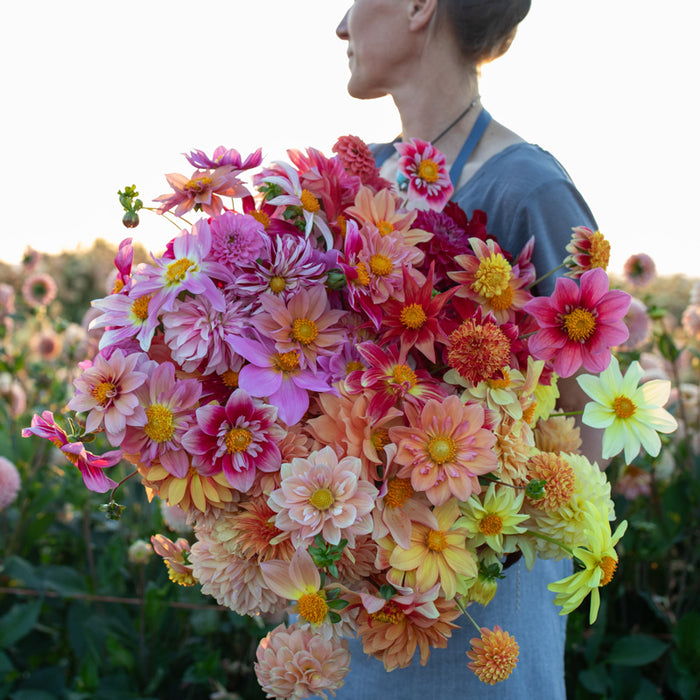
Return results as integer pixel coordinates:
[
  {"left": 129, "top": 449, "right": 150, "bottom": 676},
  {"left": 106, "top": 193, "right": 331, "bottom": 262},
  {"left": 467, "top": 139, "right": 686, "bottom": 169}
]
[
  {"left": 607, "top": 634, "right": 669, "bottom": 667},
  {"left": 8, "top": 691, "right": 57, "bottom": 700},
  {"left": 0, "top": 600, "right": 41, "bottom": 648},
  {"left": 327, "top": 598, "right": 349, "bottom": 611},
  {"left": 578, "top": 664, "right": 609, "bottom": 694},
  {"left": 328, "top": 611, "right": 341, "bottom": 624}
]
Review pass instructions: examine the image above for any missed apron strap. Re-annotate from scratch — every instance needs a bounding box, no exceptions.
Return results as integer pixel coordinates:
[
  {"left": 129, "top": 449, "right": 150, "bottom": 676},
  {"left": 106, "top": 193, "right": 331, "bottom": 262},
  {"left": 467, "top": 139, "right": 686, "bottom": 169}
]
[{"left": 449, "top": 108, "right": 492, "bottom": 187}]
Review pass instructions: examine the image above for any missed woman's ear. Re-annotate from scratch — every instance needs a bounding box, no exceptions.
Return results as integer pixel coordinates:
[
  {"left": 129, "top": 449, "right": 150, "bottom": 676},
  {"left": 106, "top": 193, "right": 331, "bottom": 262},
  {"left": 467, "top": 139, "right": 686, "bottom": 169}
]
[{"left": 406, "top": 0, "right": 439, "bottom": 31}]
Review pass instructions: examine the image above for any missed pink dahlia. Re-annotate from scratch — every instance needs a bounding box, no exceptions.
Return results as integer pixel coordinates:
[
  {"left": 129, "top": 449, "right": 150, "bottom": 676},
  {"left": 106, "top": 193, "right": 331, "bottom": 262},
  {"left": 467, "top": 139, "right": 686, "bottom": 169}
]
[
  {"left": 185, "top": 145, "right": 263, "bottom": 172},
  {"left": 161, "top": 292, "right": 249, "bottom": 376},
  {"left": 524, "top": 267, "right": 631, "bottom": 378},
  {"left": 332, "top": 134, "right": 385, "bottom": 184},
  {"left": 619, "top": 296, "right": 652, "bottom": 351},
  {"left": 22, "top": 411, "right": 122, "bottom": 492},
  {"left": 0, "top": 456, "right": 21, "bottom": 510},
  {"left": 181, "top": 388, "right": 284, "bottom": 492},
  {"left": 396, "top": 138, "right": 454, "bottom": 210},
  {"left": 227, "top": 334, "right": 333, "bottom": 426},
  {"left": 112, "top": 237, "right": 134, "bottom": 293},
  {"left": 389, "top": 395, "right": 498, "bottom": 506},
  {"left": 623, "top": 253, "right": 656, "bottom": 287},
  {"left": 209, "top": 211, "right": 268, "bottom": 268},
  {"left": 255, "top": 623, "right": 351, "bottom": 700},
  {"left": 255, "top": 285, "right": 347, "bottom": 369},
  {"left": 268, "top": 445, "right": 378, "bottom": 547},
  {"left": 681, "top": 303, "right": 700, "bottom": 340},
  {"left": 21, "top": 272, "right": 57, "bottom": 308},
  {"left": 67, "top": 348, "right": 148, "bottom": 445},
  {"left": 121, "top": 361, "right": 202, "bottom": 477}
]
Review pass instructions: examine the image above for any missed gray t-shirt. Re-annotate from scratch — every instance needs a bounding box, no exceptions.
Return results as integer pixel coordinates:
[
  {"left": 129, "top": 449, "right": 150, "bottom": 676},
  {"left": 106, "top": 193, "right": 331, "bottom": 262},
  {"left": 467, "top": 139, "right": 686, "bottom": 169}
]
[{"left": 333, "top": 141, "right": 594, "bottom": 699}]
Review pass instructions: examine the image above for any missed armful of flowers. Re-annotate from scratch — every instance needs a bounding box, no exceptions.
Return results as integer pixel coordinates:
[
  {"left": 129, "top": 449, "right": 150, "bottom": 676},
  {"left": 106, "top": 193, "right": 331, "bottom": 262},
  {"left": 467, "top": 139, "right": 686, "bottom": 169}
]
[{"left": 23, "top": 136, "right": 678, "bottom": 697}]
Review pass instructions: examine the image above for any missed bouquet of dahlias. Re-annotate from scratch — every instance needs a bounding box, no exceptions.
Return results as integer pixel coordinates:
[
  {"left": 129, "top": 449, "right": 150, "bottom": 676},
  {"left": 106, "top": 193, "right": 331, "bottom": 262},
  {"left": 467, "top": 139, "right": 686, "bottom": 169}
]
[{"left": 24, "top": 135, "right": 677, "bottom": 698}]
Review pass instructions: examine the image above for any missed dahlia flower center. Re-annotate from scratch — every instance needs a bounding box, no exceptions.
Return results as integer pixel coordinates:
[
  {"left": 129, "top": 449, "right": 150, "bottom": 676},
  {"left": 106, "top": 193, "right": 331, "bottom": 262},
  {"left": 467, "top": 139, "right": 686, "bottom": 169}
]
[
  {"left": 292, "top": 317, "right": 319, "bottom": 345},
  {"left": 131, "top": 294, "right": 151, "bottom": 321},
  {"left": 309, "top": 487, "right": 335, "bottom": 511},
  {"left": 392, "top": 364, "right": 417, "bottom": 387},
  {"left": 113, "top": 279, "right": 125, "bottom": 294},
  {"left": 589, "top": 231, "right": 611, "bottom": 269},
  {"left": 274, "top": 351, "right": 300, "bottom": 373},
  {"left": 369, "top": 254, "right": 393, "bottom": 277},
  {"left": 220, "top": 369, "right": 239, "bottom": 388},
  {"left": 298, "top": 592, "right": 328, "bottom": 625},
  {"left": 165, "top": 561, "right": 197, "bottom": 587},
  {"left": 144, "top": 403, "right": 175, "bottom": 443},
  {"left": 185, "top": 176, "right": 212, "bottom": 192},
  {"left": 471, "top": 254, "right": 512, "bottom": 299},
  {"left": 562, "top": 308, "right": 596, "bottom": 342},
  {"left": 613, "top": 396, "right": 636, "bottom": 419},
  {"left": 225, "top": 427, "right": 252, "bottom": 453},
  {"left": 371, "top": 428, "right": 391, "bottom": 452},
  {"left": 479, "top": 514, "right": 504, "bottom": 536},
  {"left": 400, "top": 303, "right": 427, "bottom": 330},
  {"left": 383, "top": 478, "right": 414, "bottom": 508},
  {"left": 355, "top": 261, "right": 370, "bottom": 286},
  {"left": 417, "top": 159, "right": 439, "bottom": 183},
  {"left": 522, "top": 401, "right": 537, "bottom": 425},
  {"left": 300, "top": 189, "right": 321, "bottom": 213},
  {"left": 268, "top": 275, "right": 286, "bottom": 294},
  {"left": 370, "top": 600, "right": 406, "bottom": 624},
  {"left": 425, "top": 529, "right": 448, "bottom": 552},
  {"left": 427, "top": 435, "right": 457, "bottom": 465},
  {"left": 91, "top": 381, "right": 117, "bottom": 405},
  {"left": 599, "top": 555, "right": 617, "bottom": 586},
  {"left": 487, "top": 369, "right": 511, "bottom": 390},
  {"left": 489, "top": 284, "right": 514, "bottom": 312},
  {"left": 377, "top": 220, "right": 394, "bottom": 236},
  {"left": 346, "top": 360, "right": 364, "bottom": 373},
  {"left": 166, "top": 258, "right": 196, "bottom": 284},
  {"left": 250, "top": 209, "right": 270, "bottom": 229}
]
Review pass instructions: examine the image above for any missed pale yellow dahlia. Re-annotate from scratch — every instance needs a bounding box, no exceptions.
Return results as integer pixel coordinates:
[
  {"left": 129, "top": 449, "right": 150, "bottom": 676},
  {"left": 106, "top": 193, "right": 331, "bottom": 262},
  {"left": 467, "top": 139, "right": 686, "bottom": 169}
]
[{"left": 534, "top": 415, "right": 582, "bottom": 455}]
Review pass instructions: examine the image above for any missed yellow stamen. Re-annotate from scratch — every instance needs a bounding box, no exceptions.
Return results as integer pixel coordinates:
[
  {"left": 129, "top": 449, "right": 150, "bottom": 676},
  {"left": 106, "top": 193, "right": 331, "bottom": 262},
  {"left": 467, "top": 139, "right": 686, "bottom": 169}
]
[
  {"left": 269, "top": 276, "right": 286, "bottom": 294},
  {"left": 292, "top": 317, "right": 319, "bottom": 345},
  {"left": 489, "top": 284, "right": 514, "bottom": 311},
  {"left": 185, "top": 176, "right": 212, "bottom": 193},
  {"left": 613, "top": 396, "right": 636, "bottom": 419},
  {"left": 91, "top": 381, "right": 116, "bottom": 405},
  {"left": 562, "top": 308, "right": 596, "bottom": 342},
  {"left": 355, "top": 261, "right": 370, "bottom": 286},
  {"left": 383, "top": 478, "right": 414, "bottom": 509},
  {"left": 370, "top": 600, "right": 405, "bottom": 624},
  {"left": 274, "top": 351, "right": 300, "bottom": 373},
  {"left": 377, "top": 220, "right": 395, "bottom": 237},
  {"left": 392, "top": 364, "right": 417, "bottom": 386},
  {"left": 345, "top": 360, "right": 364, "bottom": 373},
  {"left": 144, "top": 404, "right": 175, "bottom": 443},
  {"left": 400, "top": 303, "right": 427, "bottom": 330},
  {"left": 417, "top": 159, "right": 439, "bottom": 183},
  {"left": 471, "top": 254, "right": 512, "bottom": 299},
  {"left": 599, "top": 555, "right": 617, "bottom": 586},
  {"left": 250, "top": 209, "right": 270, "bottom": 230},
  {"left": 131, "top": 294, "right": 151, "bottom": 321},
  {"left": 309, "top": 487, "right": 335, "bottom": 511},
  {"left": 427, "top": 435, "right": 457, "bottom": 465},
  {"left": 371, "top": 428, "right": 390, "bottom": 452},
  {"left": 487, "top": 369, "right": 511, "bottom": 390},
  {"left": 112, "top": 279, "right": 125, "bottom": 294},
  {"left": 220, "top": 369, "right": 239, "bottom": 388},
  {"left": 479, "top": 514, "right": 504, "bottom": 536},
  {"left": 165, "top": 561, "right": 197, "bottom": 587},
  {"left": 300, "top": 189, "right": 321, "bottom": 213},
  {"left": 298, "top": 592, "right": 328, "bottom": 625},
  {"left": 426, "top": 529, "right": 448, "bottom": 552},
  {"left": 589, "top": 231, "right": 611, "bottom": 270},
  {"left": 225, "top": 427, "right": 252, "bottom": 453},
  {"left": 165, "top": 258, "right": 196, "bottom": 284},
  {"left": 369, "top": 254, "right": 393, "bottom": 277}
]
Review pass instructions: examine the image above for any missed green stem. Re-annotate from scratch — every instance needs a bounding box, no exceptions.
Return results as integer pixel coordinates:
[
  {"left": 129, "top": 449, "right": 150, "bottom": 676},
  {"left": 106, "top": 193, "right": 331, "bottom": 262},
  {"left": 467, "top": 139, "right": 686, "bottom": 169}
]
[
  {"left": 454, "top": 597, "right": 482, "bottom": 634},
  {"left": 109, "top": 469, "right": 138, "bottom": 504},
  {"left": 550, "top": 410, "right": 583, "bottom": 418},
  {"left": 529, "top": 262, "right": 566, "bottom": 290},
  {"left": 525, "top": 529, "right": 575, "bottom": 557}
]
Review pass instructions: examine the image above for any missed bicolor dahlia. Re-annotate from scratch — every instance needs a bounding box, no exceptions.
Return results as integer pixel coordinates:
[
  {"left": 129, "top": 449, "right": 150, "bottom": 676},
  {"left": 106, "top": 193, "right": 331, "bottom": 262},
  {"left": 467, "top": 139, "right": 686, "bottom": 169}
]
[
  {"left": 67, "top": 348, "right": 148, "bottom": 445},
  {"left": 255, "top": 622, "right": 351, "bottom": 700},
  {"left": 0, "top": 456, "right": 21, "bottom": 510},
  {"left": 524, "top": 267, "right": 630, "bottom": 378},
  {"left": 467, "top": 625, "right": 520, "bottom": 685},
  {"left": 396, "top": 138, "right": 454, "bottom": 210},
  {"left": 563, "top": 226, "right": 611, "bottom": 278},
  {"left": 151, "top": 534, "right": 197, "bottom": 587},
  {"left": 268, "top": 445, "right": 378, "bottom": 547},
  {"left": 577, "top": 356, "right": 677, "bottom": 463},
  {"left": 181, "top": 388, "right": 284, "bottom": 492},
  {"left": 121, "top": 361, "right": 202, "bottom": 477},
  {"left": 22, "top": 411, "right": 122, "bottom": 493},
  {"left": 390, "top": 395, "right": 498, "bottom": 506}
]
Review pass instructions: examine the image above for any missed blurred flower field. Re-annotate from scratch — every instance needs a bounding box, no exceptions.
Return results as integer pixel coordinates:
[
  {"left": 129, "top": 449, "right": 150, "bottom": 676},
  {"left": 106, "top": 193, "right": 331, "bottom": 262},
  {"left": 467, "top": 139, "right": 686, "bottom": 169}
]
[{"left": 1, "top": 242, "right": 698, "bottom": 699}]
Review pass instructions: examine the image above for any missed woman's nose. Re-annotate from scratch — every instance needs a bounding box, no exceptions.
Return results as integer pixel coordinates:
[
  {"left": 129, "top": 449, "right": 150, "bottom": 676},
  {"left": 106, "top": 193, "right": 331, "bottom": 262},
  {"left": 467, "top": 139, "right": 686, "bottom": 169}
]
[{"left": 336, "top": 9, "right": 350, "bottom": 39}]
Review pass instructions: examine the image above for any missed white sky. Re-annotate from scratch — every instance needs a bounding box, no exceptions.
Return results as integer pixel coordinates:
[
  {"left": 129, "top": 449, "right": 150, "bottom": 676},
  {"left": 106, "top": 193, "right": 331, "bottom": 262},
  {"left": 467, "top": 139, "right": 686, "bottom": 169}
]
[{"left": 3, "top": 1, "right": 698, "bottom": 277}]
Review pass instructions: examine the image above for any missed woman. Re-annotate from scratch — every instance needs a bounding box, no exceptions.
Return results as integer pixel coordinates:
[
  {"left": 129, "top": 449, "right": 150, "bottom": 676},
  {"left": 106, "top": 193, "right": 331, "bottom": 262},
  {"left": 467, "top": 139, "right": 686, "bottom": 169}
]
[{"left": 334, "top": 1, "right": 598, "bottom": 697}]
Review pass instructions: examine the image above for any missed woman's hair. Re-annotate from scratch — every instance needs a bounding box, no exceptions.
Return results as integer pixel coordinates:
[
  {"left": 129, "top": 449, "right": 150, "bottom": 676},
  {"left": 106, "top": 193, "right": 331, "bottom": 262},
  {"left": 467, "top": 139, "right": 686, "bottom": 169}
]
[{"left": 437, "top": 0, "right": 531, "bottom": 65}]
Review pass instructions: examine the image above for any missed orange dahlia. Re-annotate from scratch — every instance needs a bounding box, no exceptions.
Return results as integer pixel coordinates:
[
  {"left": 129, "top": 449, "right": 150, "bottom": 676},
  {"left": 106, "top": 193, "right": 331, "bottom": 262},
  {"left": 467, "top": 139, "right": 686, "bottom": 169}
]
[{"left": 467, "top": 625, "right": 519, "bottom": 685}]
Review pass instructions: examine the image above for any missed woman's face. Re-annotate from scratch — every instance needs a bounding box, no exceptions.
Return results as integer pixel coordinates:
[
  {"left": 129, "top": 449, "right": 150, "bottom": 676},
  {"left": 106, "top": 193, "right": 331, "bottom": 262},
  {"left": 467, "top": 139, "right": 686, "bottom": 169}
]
[{"left": 336, "top": 0, "right": 413, "bottom": 100}]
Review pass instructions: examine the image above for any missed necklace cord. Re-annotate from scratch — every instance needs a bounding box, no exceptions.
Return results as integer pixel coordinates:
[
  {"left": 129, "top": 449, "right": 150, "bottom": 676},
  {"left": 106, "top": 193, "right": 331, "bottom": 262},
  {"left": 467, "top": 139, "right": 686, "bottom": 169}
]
[{"left": 430, "top": 96, "right": 480, "bottom": 145}]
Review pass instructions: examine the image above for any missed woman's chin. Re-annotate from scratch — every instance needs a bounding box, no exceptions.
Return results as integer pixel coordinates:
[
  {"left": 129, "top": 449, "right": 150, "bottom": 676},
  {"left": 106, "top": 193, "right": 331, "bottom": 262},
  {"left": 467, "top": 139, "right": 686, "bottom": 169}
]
[{"left": 346, "top": 77, "right": 388, "bottom": 101}]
